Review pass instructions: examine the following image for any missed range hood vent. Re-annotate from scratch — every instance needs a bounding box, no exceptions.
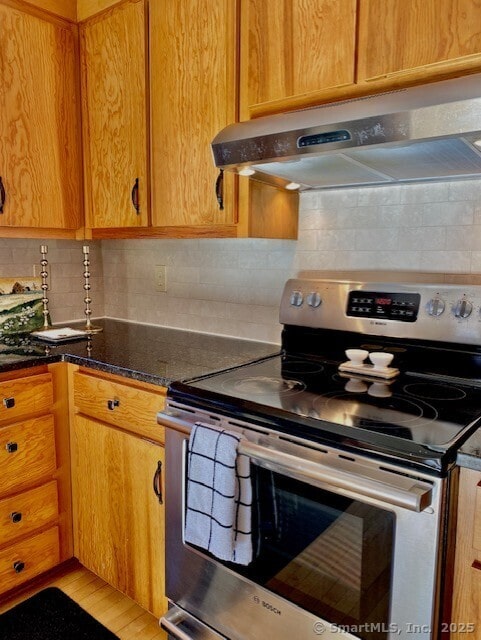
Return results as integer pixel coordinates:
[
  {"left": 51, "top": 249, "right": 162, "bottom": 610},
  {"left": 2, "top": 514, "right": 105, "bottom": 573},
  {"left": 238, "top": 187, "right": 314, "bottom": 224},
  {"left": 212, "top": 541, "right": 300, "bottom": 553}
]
[{"left": 211, "top": 74, "right": 481, "bottom": 191}]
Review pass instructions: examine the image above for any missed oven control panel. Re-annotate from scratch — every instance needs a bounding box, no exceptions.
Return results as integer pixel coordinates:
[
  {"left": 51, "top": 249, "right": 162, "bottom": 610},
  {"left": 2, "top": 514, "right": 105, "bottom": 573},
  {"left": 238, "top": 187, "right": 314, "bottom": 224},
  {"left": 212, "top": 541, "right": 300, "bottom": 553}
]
[
  {"left": 280, "top": 278, "right": 481, "bottom": 345},
  {"left": 346, "top": 291, "right": 421, "bottom": 322}
]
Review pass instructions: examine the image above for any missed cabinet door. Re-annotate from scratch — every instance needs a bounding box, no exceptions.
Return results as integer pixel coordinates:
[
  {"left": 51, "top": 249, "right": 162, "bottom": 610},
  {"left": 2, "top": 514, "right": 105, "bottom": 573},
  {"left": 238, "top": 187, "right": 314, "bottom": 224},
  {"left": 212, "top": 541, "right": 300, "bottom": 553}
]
[
  {"left": 452, "top": 467, "right": 481, "bottom": 638},
  {"left": 358, "top": 0, "right": 481, "bottom": 83},
  {"left": 80, "top": 0, "right": 149, "bottom": 229},
  {"left": 72, "top": 416, "right": 167, "bottom": 617},
  {"left": 240, "top": 0, "right": 357, "bottom": 117},
  {"left": 150, "top": 0, "right": 237, "bottom": 228},
  {"left": 0, "top": 2, "right": 82, "bottom": 229}
]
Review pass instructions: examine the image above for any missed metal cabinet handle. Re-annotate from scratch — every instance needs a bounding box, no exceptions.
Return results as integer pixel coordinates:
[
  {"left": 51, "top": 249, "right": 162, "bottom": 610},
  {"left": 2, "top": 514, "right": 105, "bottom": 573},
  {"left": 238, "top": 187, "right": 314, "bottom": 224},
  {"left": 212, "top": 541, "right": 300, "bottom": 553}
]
[
  {"left": 0, "top": 176, "right": 5, "bottom": 214},
  {"left": 472, "top": 560, "right": 481, "bottom": 571},
  {"left": 13, "top": 561, "right": 25, "bottom": 573},
  {"left": 107, "top": 399, "right": 119, "bottom": 411},
  {"left": 215, "top": 169, "right": 224, "bottom": 210},
  {"left": 5, "top": 442, "right": 18, "bottom": 453},
  {"left": 10, "top": 512, "right": 22, "bottom": 523},
  {"left": 3, "top": 397, "right": 15, "bottom": 409},
  {"left": 131, "top": 178, "right": 140, "bottom": 214},
  {"left": 153, "top": 460, "right": 163, "bottom": 504},
  {"left": 161, "top": 605, "right": 224, "bottom": 640}
]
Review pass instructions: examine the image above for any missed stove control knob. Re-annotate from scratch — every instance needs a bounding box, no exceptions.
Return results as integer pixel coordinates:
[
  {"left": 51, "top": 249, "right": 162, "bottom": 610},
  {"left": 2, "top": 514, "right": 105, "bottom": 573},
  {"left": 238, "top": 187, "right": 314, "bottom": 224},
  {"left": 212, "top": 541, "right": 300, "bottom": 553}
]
[
  {"left": 454, "top": 299, "right": 473, "bottom": 319},
  {"left": 426, "top": 297, "right": 445, "bottom": 317},
  {"left": 306, "top": 292, "right": 322, "bottom": 308},
  {"left": 290, "top": 290, "right": 304, "bottom": 307}
]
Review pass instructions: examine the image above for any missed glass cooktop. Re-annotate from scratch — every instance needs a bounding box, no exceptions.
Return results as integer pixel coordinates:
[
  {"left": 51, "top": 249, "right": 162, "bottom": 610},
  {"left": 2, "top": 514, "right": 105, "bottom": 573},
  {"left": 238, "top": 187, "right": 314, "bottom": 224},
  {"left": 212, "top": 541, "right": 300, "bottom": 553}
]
[{"left": 170, "top": 354, "right": 481, "bottom": 473}]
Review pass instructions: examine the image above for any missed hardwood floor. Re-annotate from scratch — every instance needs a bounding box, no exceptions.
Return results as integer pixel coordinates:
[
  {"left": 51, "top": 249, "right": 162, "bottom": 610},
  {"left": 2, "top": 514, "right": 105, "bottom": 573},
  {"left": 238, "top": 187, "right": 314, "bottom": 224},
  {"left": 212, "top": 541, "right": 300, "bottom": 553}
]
[{"left": 0, "top": 562, "right": 167, "bottom": 640}]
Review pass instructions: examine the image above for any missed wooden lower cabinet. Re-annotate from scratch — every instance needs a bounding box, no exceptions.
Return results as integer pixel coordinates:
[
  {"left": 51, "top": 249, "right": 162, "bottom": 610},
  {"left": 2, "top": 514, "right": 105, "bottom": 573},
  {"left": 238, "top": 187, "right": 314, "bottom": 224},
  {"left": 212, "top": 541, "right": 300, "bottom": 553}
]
[
  {"left": 0, "top": 364, "right": 72, "bottom": 598},
  {"left": 72, "top": 413, "right": 167, "bottom": 617},
  {"left": 451, "top": 467, "right": 481, "bottom": 638}
]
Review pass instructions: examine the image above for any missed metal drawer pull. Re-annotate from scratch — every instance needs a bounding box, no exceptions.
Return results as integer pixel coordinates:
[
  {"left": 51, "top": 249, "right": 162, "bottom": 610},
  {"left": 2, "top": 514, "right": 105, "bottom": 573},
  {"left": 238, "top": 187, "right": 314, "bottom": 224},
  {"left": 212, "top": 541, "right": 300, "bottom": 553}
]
[
  {"left": 10, "top": 512, "right": 22, "bottom": 523},
  {"left": 13, "top": 561, "right": 25, "bottom": 573},
  {"left": 131, "top": 178, "right": 140, "bottom": 214},
  {"left": 153, "top": 460, "right": 163, "bottom": 504},
  {"left": 472, "top": 560, "right": 481, "bottom": 572},
  {"left": 107, "top": 399, "right": 120, "bottom": 411},
  {"left": 215, "top": 169, "right": 224, "bottom": 210},
  {"left": 161, "top": 605, "right": 226, "bottom": 640},
  {"left": 3, "top": 397, "right": 15, "bottom": 409},
  {"left": 0, "top": 176, "right": 5, "bottom": 214},
  {"left": 5, "top": 442, "right": 18, "bottom": 453}
]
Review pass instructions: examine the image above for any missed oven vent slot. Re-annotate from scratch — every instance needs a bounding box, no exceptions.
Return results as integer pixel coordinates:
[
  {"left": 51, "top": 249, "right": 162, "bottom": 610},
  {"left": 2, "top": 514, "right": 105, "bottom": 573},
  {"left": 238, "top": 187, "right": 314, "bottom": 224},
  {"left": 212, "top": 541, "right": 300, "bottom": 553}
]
[{"left": 379, "top": 465, "right": 432, "bottom": 483}]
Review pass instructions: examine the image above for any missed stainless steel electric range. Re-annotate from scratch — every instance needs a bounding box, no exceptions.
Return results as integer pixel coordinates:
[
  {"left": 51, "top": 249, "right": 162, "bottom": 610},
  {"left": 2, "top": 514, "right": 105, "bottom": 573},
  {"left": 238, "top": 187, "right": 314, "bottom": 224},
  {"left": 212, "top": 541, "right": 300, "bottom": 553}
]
[{"left": 158, "top": 278, "right": 481, "bottom": 640}]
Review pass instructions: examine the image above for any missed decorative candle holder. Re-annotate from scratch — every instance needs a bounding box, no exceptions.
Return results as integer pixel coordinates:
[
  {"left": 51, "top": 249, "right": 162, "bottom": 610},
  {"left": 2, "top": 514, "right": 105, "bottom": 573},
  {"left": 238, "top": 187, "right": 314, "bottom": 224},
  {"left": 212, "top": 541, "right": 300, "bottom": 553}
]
[
  {"left": 35, "top": 245, "right": 52, "bottom": 332},
  {"left": 82, "top": 245, "right": 102, "bottom": 334}
]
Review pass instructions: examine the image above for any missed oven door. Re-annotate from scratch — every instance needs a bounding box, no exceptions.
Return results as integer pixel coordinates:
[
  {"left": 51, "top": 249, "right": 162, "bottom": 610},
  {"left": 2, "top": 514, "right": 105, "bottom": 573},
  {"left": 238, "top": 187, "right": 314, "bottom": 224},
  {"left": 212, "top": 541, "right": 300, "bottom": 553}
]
[{"left": 162, "top": 412, "right": 446, "bottom": 640}]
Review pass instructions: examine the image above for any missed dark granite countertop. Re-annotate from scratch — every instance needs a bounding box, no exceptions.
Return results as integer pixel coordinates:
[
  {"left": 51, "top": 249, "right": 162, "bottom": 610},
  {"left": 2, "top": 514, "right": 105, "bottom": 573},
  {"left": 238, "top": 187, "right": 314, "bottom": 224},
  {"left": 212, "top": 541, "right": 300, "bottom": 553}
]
[{"left": 0, "top": 319, "right": 279, "bottom": 387}]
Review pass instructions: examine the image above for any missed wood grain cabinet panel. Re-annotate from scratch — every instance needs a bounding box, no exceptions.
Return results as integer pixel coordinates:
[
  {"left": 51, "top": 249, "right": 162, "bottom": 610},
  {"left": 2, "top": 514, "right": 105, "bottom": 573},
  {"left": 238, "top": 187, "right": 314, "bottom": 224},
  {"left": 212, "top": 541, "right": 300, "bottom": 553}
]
[
  {"left": 0, "top": 481, "right": 58, "bottom": 547},
  {"left": 150, "top": 0, "right": 238, "bottom": 228},
  {"left": 0, "top": 415, "right": 57, "bottom": 496},
  {"left": 72, "top": 415, "right": 167, "bottom": 617},
  {"left": 452, "top": 468, "right": 481, "bottom": 638},
  {"left": 0, "top": 526, "right": 59, "bottom": 593},
  {"left": 0, "top": 373, "right": 53, "bottom": 424},
  {"left": 240, "top": 0, "right": 357, "bottom": 117},
  {"left": 357, "top": 0, "right": 481, "bottom": 83},
  {"left": 80, "top": 0, "right": 149, "bottom": 229},
  {"left": 73, "top": 371, "right": 166, "bottom": 442},
  {"left": 0, "top": 2, "right": 82, "bottom": 231}
]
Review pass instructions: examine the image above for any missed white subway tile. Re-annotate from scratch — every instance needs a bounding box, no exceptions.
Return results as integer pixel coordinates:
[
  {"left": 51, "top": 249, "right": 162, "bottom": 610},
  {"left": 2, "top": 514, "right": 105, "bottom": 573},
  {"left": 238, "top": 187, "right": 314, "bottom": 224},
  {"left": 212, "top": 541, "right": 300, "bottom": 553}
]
[
  {"left": 397, "top": 227, "right": 445, "bottom": 251},
  {"left": 422, "top": 202, "right": 474, "bottom": 226},
  {"left": 400, "top": 182, "right": 450, "bottom": 204},
  {"left": 357, "top": 185, "right": 401, "bottom": 206}
]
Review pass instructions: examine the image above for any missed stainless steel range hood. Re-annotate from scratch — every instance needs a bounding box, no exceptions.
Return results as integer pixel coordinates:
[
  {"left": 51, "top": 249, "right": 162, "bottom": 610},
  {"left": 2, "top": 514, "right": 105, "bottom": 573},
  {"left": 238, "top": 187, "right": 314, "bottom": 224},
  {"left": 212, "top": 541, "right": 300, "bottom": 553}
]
[{"left": 211, "top": 74, "right": 481, "bottom": 191}]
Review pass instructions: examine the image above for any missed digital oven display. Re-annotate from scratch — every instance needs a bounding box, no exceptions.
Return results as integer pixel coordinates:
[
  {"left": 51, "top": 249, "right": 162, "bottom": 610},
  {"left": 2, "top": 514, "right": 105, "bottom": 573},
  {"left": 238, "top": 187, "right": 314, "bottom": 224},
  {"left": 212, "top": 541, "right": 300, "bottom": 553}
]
[{"left": 346, "top": 291, "right": 421, "bottom": 322}]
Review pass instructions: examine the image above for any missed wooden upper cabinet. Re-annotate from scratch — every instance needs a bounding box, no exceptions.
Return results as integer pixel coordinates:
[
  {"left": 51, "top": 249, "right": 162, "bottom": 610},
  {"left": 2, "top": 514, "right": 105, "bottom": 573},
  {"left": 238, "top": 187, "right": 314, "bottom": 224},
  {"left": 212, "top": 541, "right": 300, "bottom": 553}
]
[
  {"left": 80, "top": 0, "right": 149, "bottom": 229},
  {"left": 240, "top": 0, "right": 357, "bottom": 117},
  {"left": 0, "top": 2, "right": 82, "bottom": 230},
  {"left": 357, "top": 0, "right": 481, "bottom": 83},
  {"left": 150, "top": 0, "right": 238, "bottom": 229}
]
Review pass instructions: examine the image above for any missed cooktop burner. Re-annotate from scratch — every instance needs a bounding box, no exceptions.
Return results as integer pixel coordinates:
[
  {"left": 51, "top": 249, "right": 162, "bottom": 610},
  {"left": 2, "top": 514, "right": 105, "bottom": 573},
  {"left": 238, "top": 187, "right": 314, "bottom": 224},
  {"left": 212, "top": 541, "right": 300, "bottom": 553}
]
[
  {"left": 171, "top": 352, "right": 481, "bottom": 473},
  {"left": 221, "top": 375, "right": 306, "bottom": 396}
]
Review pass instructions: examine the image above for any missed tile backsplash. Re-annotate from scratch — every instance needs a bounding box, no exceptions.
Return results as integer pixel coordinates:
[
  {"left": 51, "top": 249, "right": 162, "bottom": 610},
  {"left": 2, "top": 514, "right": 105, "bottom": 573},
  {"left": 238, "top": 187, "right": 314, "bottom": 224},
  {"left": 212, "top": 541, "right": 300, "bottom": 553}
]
[
  {"left": 7, "top": 179, "right": 481, "bottom": 345},
  {"left": 0, "top": 239, "right": 104, "bottom": 326}
]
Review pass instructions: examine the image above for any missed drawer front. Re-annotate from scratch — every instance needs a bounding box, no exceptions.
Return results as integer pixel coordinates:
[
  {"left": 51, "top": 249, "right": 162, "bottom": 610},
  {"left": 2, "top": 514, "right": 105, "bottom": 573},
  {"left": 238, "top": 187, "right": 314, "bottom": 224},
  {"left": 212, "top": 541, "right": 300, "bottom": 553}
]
[
  {"left": 0, "top": 481, "right": 58, "bottom": 547},
  {"left": 74, "top": 372, "right": 166, "bottom": 442},
  {"left": 0, "top": 415, "right": 57, "bottom": 497},
  {"left": 0, "top": 526, "right": 59, "bottom": 594},
  {"left": 0, "top": 374, "right": 53, "bottom": 423}
]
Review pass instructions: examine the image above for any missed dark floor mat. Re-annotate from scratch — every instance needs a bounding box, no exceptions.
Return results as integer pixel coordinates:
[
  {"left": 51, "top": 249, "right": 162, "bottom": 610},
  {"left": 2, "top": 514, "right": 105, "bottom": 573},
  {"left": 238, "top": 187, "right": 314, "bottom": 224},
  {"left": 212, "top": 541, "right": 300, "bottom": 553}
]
[{"left": 0, "top": 587, "right": 120, "bottom": 640}]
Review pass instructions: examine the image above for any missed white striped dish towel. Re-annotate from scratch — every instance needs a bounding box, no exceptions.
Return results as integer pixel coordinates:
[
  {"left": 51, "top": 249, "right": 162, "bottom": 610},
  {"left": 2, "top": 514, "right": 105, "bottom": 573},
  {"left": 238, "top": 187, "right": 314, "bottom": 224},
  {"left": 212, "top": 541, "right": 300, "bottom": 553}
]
[{"left": 184, "top": 422, "right": 253, "bottom": 566}]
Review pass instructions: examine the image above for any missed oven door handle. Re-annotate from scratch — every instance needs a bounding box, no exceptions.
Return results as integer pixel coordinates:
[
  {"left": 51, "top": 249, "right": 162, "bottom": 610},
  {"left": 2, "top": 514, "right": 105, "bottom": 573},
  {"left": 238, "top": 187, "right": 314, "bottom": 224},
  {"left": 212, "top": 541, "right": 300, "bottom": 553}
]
[
  {"left": 158, "top": 411, "right": 432, "bottom": 512},
  {"left": 241, "top": 440, "right": 432, "bottom": 512}
]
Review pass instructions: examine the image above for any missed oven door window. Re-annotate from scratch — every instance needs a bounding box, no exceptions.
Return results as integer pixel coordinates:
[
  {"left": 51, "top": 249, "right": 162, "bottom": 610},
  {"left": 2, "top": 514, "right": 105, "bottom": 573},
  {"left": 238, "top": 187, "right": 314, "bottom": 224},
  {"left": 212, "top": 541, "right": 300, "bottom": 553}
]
[{"left": 187, "top": 465, "right": 394, "bottom": 640}]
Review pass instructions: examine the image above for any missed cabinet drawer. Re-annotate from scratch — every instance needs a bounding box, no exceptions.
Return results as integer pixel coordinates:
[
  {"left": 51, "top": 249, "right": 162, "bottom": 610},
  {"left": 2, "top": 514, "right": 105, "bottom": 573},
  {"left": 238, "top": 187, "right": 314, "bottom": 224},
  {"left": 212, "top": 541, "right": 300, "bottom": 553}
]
[
  {"left": 0, "top": 373, "right": 53, "bottom": 423},
  {"left": 0, "top": 526, "right": 59, "bottom": 594},
  {"left": 0, "top": 415, "right": 57, "bottom": 497},
  {"left": 73, "top": 372, "right": 166, "bottom": 442},
  {"left": 0, "top": 481, "right": 58, "bottom": 547}
]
